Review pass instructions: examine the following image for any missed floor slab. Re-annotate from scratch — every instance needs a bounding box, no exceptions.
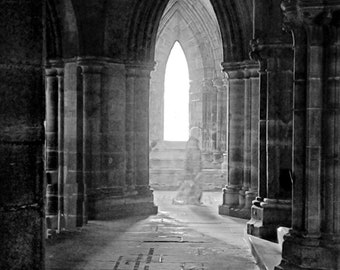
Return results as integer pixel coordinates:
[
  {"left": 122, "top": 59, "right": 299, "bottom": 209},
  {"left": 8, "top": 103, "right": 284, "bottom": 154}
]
[{"left": 46, "top": 191, "right": 259, "bottom": 270}]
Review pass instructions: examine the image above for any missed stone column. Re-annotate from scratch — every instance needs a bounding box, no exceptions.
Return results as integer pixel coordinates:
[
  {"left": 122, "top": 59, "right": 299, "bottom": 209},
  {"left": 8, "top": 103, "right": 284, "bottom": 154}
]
[
  {"left": 0, "top": 0, "right": 44, "bottom": 268},
  {"left": 247, "top": 0, "right": 294, "bottom": 241},
  {"left": 201, "top": 79, "right": 214, "bottom": 162},
  {"left": 133, "top": 64, "right": 153, "bottom": 195},
  {"left": 126, "top": 68, "right": 137, "bottom": 192},
  {"left": 45, "top": 60, "right": 65, "bottom": 235},
  {"left": 257, "top": 63, "right": 268, "bottom": 201},
  {"left": 189, "top": 80, "right": 203, "bottom": 133},
  {"left": 220, "top": 79, "right": 229, "bottom": 178},
  {"left": 247, "top": 45, "right": 293, "bottom": 240},
  {"left": 125, "top": 62, "right": 158, "bottom": 214},
  {"left": 56, "top": 64, "right": 65, "bottom": 232},
  {"left": 45, "top": 66, "right": 59, "bottom": 236},
  {"left": 240, "top": 65, "right": 252, "bottom": 210},
  {"left": 78, "top": 58, "right": 104, "bottom": 222},
  {"left": 238, "top": 62, "right": 260, "bottom": 217},
  {"left": 219, "top": 63, "right": 245, "bottom": 216},
  {"left": 276, "top": 3, "right": 340, "bottom": 269},
  {"left": 213, "top": 77, "right": 225, "bottom": 163},
  {"left": 245, "top": 65, "right": 259, "bottom": 208},
  {"left": 63, "top": 62, "right": 85, "bottom": 229}
]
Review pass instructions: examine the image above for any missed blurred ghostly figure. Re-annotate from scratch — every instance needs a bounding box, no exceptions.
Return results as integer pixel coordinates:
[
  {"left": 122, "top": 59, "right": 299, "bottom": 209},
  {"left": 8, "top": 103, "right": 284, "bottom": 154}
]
[{"left": 173, "top": 127, "right": 203, "bottom": 205}]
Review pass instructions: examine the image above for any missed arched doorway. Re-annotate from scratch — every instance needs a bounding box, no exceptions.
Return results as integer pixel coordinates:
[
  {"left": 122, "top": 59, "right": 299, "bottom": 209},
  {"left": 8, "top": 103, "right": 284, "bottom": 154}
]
[{"left": 149, "top": 0, "right": 225, "bottom": 191}]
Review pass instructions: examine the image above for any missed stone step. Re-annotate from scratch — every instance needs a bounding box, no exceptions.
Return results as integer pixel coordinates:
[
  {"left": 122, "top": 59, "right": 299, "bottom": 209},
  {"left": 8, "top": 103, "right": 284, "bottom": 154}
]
[
  {"left": 150, "top": 159, "right": 185, "bottom": 169},
  {"left": 150, "top": 150, "right": 186, "bottom": 159}
]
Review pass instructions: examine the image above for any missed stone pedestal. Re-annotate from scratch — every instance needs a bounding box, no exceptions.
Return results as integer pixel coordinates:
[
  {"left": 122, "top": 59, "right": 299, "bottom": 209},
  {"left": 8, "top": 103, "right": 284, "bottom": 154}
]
[
  {"left": 276, "top": 233, "right": 340, "bottom": 270},
  {"left": 247, "top": 199, "right": 291, "bottom": 241}
]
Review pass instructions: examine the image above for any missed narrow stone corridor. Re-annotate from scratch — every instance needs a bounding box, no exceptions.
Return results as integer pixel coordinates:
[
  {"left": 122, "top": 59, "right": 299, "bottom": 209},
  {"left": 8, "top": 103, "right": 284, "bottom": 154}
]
[{"left": 46, "top": 192, "right": 259, "bottom": 270}]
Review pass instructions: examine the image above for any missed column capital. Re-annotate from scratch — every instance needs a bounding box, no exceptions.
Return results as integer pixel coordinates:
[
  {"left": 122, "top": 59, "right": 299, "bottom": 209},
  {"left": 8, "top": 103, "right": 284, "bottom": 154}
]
[
  {"left": 212, "top": 77, "right": 225, "bottom": 92},
  {"left": 281, "top": 1, "right": 340, "bottom": 29},
  {"left": 249, "top": 38, "right": 293, "bottom": 62},
  {"left": 45, "top": 67, "right": 57, "bottom": 77},
  {"left": 125, "top": 61, "right": 155, "bottom": 78},
  {"left": 244, "top": 61, "right": 259, "bottom": 78},
  {"left": 77, "top": 57, "right": 108, "bottom": 75},
  {"left": 222, "top": 61, "right": 246, "bottom": 80},
  {"left": 48, "top": 60, "right": 65, "bottom": 76},
  {"left": 201, "top": 79, "right": 215, "bottom": 93}
]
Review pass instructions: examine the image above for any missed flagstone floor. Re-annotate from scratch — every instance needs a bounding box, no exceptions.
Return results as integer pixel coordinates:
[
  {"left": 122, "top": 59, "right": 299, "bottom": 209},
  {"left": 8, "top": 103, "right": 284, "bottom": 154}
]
[{"left": 46, "top": 191, "right": 259, "bottom": 270}]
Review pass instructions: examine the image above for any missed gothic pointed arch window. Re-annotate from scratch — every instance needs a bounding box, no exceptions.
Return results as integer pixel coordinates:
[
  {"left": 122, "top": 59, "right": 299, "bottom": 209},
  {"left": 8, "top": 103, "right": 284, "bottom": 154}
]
[{"left": 163, "top": 41, "right": 190, "bottom": 141}]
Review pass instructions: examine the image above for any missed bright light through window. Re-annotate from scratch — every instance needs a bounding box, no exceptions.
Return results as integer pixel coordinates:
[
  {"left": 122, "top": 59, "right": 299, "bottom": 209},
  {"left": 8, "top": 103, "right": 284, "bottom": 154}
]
[{"left": 164, "top": 42, "right": 190, "bottom": 141}]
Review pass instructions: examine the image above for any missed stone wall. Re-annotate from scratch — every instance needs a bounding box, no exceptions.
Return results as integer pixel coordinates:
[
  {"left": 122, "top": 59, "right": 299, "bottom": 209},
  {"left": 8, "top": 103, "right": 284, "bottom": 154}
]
[{"left": 0, "top": 1, "right": 44, "bottom": 268}]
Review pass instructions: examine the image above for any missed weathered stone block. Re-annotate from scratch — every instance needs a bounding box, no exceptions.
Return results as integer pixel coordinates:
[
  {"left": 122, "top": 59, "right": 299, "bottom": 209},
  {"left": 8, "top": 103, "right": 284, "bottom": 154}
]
[
  {"left": 0, "top": 209, "right": 43, "bottom": 270},
  {"left": 0, "top": 144, "right": 43, "bottom": 206}
]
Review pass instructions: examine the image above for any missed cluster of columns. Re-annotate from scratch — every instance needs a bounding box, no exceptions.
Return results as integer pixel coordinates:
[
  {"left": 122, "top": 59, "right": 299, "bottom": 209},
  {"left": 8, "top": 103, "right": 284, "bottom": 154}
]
[
  {"left": 219, "top": 61, "right": 260, "bottom": 219},
  {"left": 44, "top": 58, "right": 157, "bottom": 235},
  {"left": 219, "top": 0, "right": 295, "bottom": 241},
  {"left": 218, "top": 1, "right": 340, "bottom": 269},
  {"left": 275, "top": 2, "right": 340, "bottom": 269},
  {"left": 189, "top": 77, "right": 227, "bottom": 165}
]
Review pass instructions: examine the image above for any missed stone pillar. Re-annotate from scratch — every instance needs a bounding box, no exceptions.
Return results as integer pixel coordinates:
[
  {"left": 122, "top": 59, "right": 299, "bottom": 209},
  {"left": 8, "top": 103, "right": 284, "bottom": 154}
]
[
  {"left": 247, "top": 47, "right": 293, "bottom": 240},
  {"left": 219, "top": 63, "right": 245, "bottom": 216},
  {"left": 276, "top": 3, "right": 340, "bottom": 269},
  {"left": 247, "top": 0, "right": 294, "bottom": 241},
  {"left": 201, "top": 79, "right": 214, "bottom": 161},
  {"left": 189, "top": 80, "right": 203, "bottom": 133},
  {"left": 63, "top": 62, "right": 85, "bottom": 229},
  {"left": 0, "top": 0, "right": 44, "bottom": 268},
  {"left": 45, "top": 66, "right": 59, "bottom": 236},
  {"left": 125, "top": 63, "right": 158, "bottom": 214},
  {"left": 245, "top": 65, "right": 259, "bottom": 208},
  {"left": 220, "top": 79, "right": 229, "bottom": 178},
  {"left": 240, "top": 65, "right": 252, "bottom": 209},
  {"left": 56, "top": 64, "right": 65, "bottom": 232},
  {"left": 45, "top": 60, "right": 65, "bottom": 235},
  {"left": 257, "top": 64, "right": 268, "bottom": 201},
  {"left": 78, "top": 59, "right": 104, "bottom": 222},
  {"left": 126, "top": 68, "right": 137, "bottom": 193},
  {"left": 212, "top": 77, "right": 225, "bottom": 163},
  {"left": 132, "top": 64, "right": 153, "bottom": 195}
]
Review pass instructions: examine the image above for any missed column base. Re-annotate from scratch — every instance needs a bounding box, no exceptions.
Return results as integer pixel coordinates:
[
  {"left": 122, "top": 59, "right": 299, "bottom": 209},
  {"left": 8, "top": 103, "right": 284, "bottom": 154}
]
[
  {"left": 88, "top": 187, "right": 158, "bottom": 220},
  {"left": 245, "top": 190, "right": 257, "bottom": 208},
  {"left": 239, "top": 189, "right": 246, "bottom": 208},
  {"left": 275, "top": 233, "right": 340, "bottom": 270},
  {"left": 219, "top": 204, "right": 250, "bottom": 219},
  {"left": 247, "top": 198, "right": 291, "bottom": 242},
  {"left": 222, "top": 186, "right": 240, "bottom": 206}
]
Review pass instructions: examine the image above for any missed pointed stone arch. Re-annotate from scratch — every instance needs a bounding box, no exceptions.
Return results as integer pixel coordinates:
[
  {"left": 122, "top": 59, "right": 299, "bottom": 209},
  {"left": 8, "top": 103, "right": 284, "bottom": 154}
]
[{"left": 126, "top": 0, "right": 252, "bottom": 64}]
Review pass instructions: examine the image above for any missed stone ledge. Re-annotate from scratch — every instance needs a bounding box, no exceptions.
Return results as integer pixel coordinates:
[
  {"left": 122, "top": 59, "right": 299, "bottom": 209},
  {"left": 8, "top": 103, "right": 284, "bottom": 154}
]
[
  {"left": 245, "top": 232, "right": 282, "bottom": 270},
  {"left": 89, "top": 195, "right": 158, "bottom": 220}
]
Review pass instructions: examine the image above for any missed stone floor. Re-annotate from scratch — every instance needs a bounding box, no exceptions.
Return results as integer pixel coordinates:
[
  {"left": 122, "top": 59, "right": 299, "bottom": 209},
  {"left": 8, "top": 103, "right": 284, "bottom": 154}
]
[{"left": 46, "top": 191, "right": 259, "bottom": 270}]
